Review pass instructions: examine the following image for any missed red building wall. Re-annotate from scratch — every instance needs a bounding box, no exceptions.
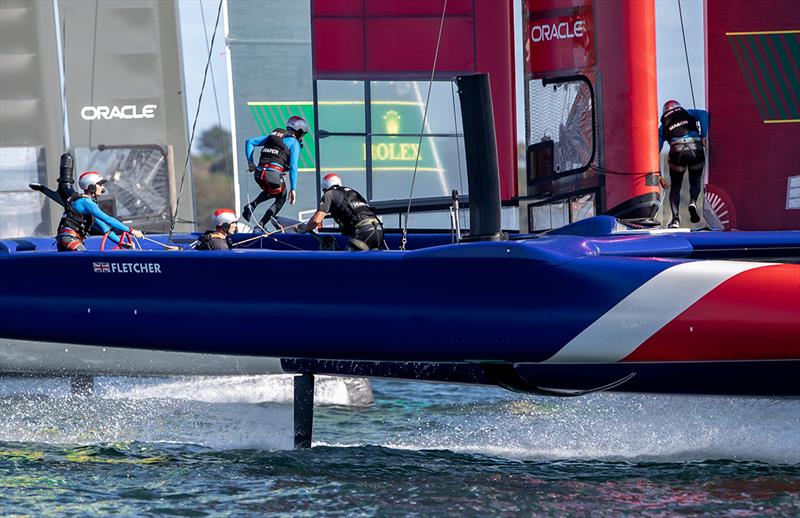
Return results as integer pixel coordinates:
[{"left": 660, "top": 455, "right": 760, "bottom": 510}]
[
  {"left": 311, "top": 0, "right": 518, "bottom": 200},
  {"left": 705, "top": 0, "right": 800, "bottom": 230}
]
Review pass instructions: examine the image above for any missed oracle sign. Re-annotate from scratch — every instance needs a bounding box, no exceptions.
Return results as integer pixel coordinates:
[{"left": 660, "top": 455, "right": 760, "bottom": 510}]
[
  {"left": 527, "top": 13, "right": 593, "bottom": 74},
  {"left": 80, "top": 104, "right": 158, "bottom": 121},
  {"left": 530, "top": 20, "right": 586, "bottom": 43}
]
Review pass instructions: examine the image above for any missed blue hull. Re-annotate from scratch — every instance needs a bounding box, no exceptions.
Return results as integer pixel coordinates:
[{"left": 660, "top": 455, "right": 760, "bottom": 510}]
[{"left": 2, "top": 217, "right": 799, "bottom": 395}]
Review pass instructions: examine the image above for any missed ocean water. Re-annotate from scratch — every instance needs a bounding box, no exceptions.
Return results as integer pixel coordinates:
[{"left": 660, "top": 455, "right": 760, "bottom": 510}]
[{"left": 1, "top": 376, "right": 798, "bottom": 516}]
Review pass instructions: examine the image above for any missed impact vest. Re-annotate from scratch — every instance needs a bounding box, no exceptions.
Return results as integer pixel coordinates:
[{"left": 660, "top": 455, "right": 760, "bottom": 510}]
[
  {"left": 327, "top": 186, "right": 378, "bottom": 235},
  {"left": 661, "top": 107, "right": 700, "bottom": 142},
  {"left": 196, "top": 230, "right": 231, "bottom": 251},
  {"left": 57, "top": 194, "right": 94, "bottom": 240},
  {"left": 256, "top": 128, "right": 293, "bottom": 194}
]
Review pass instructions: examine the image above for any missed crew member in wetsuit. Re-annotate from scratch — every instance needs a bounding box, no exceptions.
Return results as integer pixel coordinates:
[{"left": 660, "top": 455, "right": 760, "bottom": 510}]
[
  {"left": 55, "top": 171, "right": 144, "bottom": 251},
  {"left": 196, "top": 209, "right": 238, "bottom": 251},
  {"left": 303, "top": 174, "right": 383, "bottom": 251},
  {"left": 241, "top": 116, "right": 309, "bottom": 230},
  {"left": 658, "top": 100, "right": 709, "bottom": 228}
]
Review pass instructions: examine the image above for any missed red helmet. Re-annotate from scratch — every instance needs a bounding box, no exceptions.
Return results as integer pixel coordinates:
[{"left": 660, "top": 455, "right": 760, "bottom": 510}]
[{"left": 662, "top": 100, "right": 681, "bottom": 114}]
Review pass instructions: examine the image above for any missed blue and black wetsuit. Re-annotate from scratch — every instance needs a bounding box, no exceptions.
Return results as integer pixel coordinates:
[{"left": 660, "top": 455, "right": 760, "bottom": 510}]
[
  {"left": 659, "top": 107, "right": 709, "bottom": 223},
  {"left": 56, "top": 194, "right": 131, "bottom": 251},
  {"left": 241, "top": 128, "right": 301, "bottom": 228}
]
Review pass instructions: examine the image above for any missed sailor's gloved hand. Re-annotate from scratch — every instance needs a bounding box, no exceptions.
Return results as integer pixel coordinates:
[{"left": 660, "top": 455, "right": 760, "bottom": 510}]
[
  {"left": 119, "top": 241, "right": 134, "bottom": 249},
  {"left": 289, "top": 190, "right": 297, "bottom": 205},
  {"left": 248, "top": 162, "right": 256, "bottom": 172},
  {"left": 130, "top": 229, "right": 144, "bottom": 239}
]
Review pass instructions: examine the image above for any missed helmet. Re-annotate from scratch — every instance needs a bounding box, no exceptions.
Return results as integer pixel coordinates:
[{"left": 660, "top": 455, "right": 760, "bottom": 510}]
[
  {"left": 78, "top": 171, "right": 107, "bottom": 191},
  {"left": 662, "top": 100, "right": 681, "bottom": 114},
  {"left": 321, "top": 173, "right": 342, "bottom": 191},
  {"left": 286, "top": 115, "right": 310, "bottom": 138},
  {"left": 213, "top": 208, "right": 238, "bottom": 228}
]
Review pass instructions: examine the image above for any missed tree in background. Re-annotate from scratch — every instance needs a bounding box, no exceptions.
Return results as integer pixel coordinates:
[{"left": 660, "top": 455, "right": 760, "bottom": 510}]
[
  {"left": 196, "top": 125, "right": 233, "bottom": 175},
  {"left": 192, "top": 125, "right": 235, "bottom": 229}
]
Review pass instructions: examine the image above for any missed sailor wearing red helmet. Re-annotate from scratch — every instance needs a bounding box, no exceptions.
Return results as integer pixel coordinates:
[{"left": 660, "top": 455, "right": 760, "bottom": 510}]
[
  {"left": 658, "top": 99, "right": 709, "bottom": 228},
  {"left": 196, "top": 208, "right": 238, "bottom": 251},
  {"left": 303, "top": 174, "right": 383, "bottom": 251},
  {"left": 55, "top": 171, "right": 144, "bottom": 251},
  {"left": 241, "top": 115, "right": 309, "bottom": 230}
]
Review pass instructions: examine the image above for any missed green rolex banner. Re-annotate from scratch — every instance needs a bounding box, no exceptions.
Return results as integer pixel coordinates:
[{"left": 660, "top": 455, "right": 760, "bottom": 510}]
[{"left": 247, "top": 101, "right": 443, "bottom": 175}]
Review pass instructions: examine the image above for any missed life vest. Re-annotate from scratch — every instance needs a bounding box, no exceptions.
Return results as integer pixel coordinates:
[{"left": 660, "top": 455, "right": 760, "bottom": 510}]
[
  {"left": 327, "top": 186, "right": 378, "bottom": 235},
  {"left": 661, "top": 107, "right": 700, "bottom": 142},
  {"left": 196, "top": 230, "right": 231, "bottom": 251},
  {"left": 257, "top": 128, "right": 292, "bottom": 194},
  {"left": 57, "top": 194, "right": 94, "bottom": 240}
]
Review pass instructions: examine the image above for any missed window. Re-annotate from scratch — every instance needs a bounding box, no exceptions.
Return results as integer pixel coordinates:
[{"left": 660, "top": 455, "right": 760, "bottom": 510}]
[
  {"left": 526, "top": 76, "right": 594, "bottom": 178},
  {"left": 315, "top": 79, "right": 468, "bottom": 226},
  {"left": 74, "top": 146, "right": 172, "bottom": 232},
  {"left": 0, "top": 147, "right": 49, "bottom": 238},
  {"left": 788, "top": 175, "right": 800, "bottom": 210}
]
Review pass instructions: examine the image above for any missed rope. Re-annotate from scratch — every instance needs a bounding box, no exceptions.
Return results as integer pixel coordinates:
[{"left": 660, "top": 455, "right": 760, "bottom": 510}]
[
  {"left": 450, "top": 80, "right": 465, "bottom": 231},
  {"left": 198, "top": 0, "right": 232, "bottom": 179},
  {"left": 677, "top": 0, "right": 696, "bottom": 109},
  {"left": 233, "top": 223, "right": 303, "bottom": 247},
  {"left": 169, "top": 0, "right": 224, "bottom": 242},
  {"left": 140, "top": 235, "right": 181, "bottom": 250},
  {"left": 400, "top": 0, "right": 448, "bottom": 251},
  {"left": 88, "top": 0, "right": 99, "bottom": 147}
]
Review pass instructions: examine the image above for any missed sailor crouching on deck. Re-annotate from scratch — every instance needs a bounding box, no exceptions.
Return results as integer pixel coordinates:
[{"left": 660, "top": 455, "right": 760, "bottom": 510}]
[
  {"left": 196, "top": 209, "right": 238, "bottom": 251},
  {"left": 303, "top": 174, "right": 384, "bottom": 251},
  {"left": 56, "top": 171, "right": 143, "bottom": 251}
]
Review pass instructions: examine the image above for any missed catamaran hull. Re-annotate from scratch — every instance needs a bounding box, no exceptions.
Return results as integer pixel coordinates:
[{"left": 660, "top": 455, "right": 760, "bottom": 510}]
[{"left": 1, "top": 226, "right": 798, "bottom": 395}]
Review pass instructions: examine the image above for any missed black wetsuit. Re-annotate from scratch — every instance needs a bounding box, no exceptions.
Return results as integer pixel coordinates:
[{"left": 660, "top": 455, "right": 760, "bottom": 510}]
[
  {"left": 660, "top": 107, "right": 707, "bottom": 223},
  {"left": 196, "top": 230, "right": 232, "bottom": 251},
  {"left": 318, "top": 186, "right": 383, "bottom": 250}
]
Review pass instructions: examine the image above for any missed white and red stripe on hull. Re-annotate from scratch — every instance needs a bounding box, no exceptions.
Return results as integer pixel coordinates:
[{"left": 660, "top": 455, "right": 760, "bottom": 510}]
[{"left": 544, "top": 261, "right": 800, "bottom": 363}]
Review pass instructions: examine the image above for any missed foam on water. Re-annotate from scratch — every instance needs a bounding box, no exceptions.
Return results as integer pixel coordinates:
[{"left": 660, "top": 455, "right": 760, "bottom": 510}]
[
  {"left": 1, "top": 377, "right": 797, "bottom": 464},
  {"left": 0, "top": 375, "right": 370, "bottom": 450},
  {"left": 320, "top": 384, "right": 800, "bottom": 465}
]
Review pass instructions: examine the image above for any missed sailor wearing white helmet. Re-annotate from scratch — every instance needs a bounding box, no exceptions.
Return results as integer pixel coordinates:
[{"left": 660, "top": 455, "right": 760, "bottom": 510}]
[
  {"left": 55, "top": 171, "right": 144, "bottom": 251},
  {"left": 196, "top": 208, "right": 238, "bottom": 251},
  {"left": 303, "top": 173, "right": 384, "bottom": 251}
]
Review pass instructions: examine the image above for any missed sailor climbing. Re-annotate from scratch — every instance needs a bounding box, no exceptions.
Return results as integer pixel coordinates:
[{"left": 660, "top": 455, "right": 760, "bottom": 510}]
[
  {"left": 196, "top": 208, "right": 238, "bottom": 251},
  {"left": 55, "top": 171, "right": 143, "bottom": 251},
  {"left": 241, "top": 115, "right": 309, "bottom": 230},
  {"left": 303, "top": 174, "right": 384, "bottom": 251},
  {"left": 658, "top": 100, "right": 709, "bottom": 228}
]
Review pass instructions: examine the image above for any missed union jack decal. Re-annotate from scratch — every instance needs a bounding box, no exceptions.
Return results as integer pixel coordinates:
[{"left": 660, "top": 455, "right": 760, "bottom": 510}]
[{"left": 93, "top": 262, "right": 111, "bottom": 273}]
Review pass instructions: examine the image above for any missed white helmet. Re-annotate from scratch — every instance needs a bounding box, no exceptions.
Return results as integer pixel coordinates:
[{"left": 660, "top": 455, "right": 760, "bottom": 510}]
[
  {"left": 213, "top": 208, "right": 238, "bottom": 228},
  {"left": 78, "top": 171, "right": 106, "bottom": 191},
  {"left": 321, "top": 173, "right": 342, "bottom": 191}
]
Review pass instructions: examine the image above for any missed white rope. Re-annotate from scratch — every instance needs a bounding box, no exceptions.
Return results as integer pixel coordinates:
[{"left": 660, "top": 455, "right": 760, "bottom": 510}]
[{"left": 400, "top": 0, "right": 449, "bottom": 251}]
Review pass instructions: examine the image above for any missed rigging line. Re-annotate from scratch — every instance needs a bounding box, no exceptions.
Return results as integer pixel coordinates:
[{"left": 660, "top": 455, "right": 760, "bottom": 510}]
[
  {"left": 400, "top": 0, "right": 448, "bottom": 251},
  {"left": 677, "top": 0, "right": 696, "bottom": 109},
  {"left": 169, "top": 0, "right": 224, "bottom": 242},
  {"left": 198, "top": 0, "right": 232, "bottom": 181},
  {"left": 450, "top": 80, "right": 464, "bottom": 199},
  {"left": 88, "top": 0, "right": 99, "bottom": 147}
]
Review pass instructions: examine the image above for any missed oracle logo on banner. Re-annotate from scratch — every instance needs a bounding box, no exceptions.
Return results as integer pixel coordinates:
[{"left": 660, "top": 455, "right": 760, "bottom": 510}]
[
  {"left": 530, "top": 20, "right": 586, "bottom": 43},
  {"left": 527, "top": 12, "right": 593, "bottom": 75},
  {"left": 80, "top": 104, "right": 158, "bottom": 121}
]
